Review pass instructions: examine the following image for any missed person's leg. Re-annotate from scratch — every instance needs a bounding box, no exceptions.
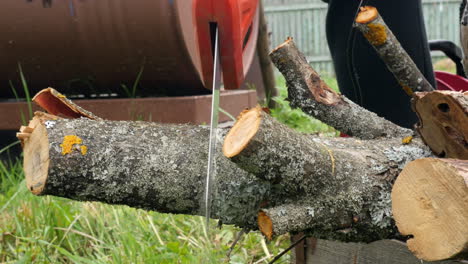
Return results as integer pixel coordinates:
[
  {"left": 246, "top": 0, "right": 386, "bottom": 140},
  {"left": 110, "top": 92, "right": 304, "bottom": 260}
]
[{"left": 326, "top": 0, "right": 435, "bottom": 128}]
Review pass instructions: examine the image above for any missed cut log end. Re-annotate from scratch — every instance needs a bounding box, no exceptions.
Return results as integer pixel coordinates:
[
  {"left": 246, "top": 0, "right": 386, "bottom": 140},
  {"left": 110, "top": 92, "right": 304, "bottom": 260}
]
[
  {"left": 23, "top": 118, "right": 50, "bottom": 195},
  {"left": 392, "top": 158, "right": 468, "bottom": 261},
  {"left": 258, "top": 211, "right": 273, "bottom": 241},
  {"left": 223, "top": 106, "right": 262, "bottom": 158},
  {"left": 355, "top": 6, "right": 378, "bottom": 24},
  {"left": 270, "top": 36, "right": 293, "bottom": 55}
]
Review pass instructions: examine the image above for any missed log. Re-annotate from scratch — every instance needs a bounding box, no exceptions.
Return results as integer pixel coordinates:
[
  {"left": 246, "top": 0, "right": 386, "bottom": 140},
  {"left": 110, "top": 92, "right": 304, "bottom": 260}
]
[
  {"left": 355, "top": 6, "right": 434, "bottom": 95},
  {"left": 269, "top": 38, "right": 413, "bottom": 139},
  {"left": 392, "top": 158, "right": 468, "bottom": 261},
  {"left": 223, "top": 106, "right": 433, "bottom": 240},
  {"left": 22, "top": 106, "right": 434, "bottom": 242},
  {"left": 21, "top": 112, "right": 269, "bottom": 229},
  {"left": 412, "top": 91, "right": 468, "bottom": 159}
]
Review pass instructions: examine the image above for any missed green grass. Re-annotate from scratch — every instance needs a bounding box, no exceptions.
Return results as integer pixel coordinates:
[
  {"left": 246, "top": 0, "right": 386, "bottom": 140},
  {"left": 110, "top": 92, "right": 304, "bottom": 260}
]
[
  {"left": 9, "top": 62, "right": 34, "bottom": 125},
  {"left": 0, "top": 157, "right": 291, "bottom": 263},
  {"left": 432, "top": 58, "right": 457, "bottom": 74},
  {"left": 120, "top": 62, "right": 145, "bottom": 99}
]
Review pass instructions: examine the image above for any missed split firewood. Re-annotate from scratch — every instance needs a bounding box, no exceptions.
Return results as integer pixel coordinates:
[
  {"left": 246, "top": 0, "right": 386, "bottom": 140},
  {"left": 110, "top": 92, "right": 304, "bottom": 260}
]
[
  {"left": 223, "top": 106, "right": 432, "bottom": 240},
  {"left": 392, "top": 158, "right": 468, "bottom": 261},
  {"left": 269, "top": 38, "right": 413, "bottom": 139},
  {"left": 355, "top": 6, "right": 434, "bottom": 95},
  {"left": 412, "top": 91, "right": 468, "bottom": 159}
]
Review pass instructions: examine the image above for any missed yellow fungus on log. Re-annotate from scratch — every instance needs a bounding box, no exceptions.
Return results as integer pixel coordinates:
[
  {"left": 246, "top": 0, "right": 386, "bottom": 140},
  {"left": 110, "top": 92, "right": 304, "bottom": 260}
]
[
  {"left": 60, "top": 135, "right": 83, "bottom": 155},
  {"left": 80, "top": 145, "right": 88, "bottom": 155},
  {"left": 402, "top": 136, "right": 413, "bottom": 145},
  {"left": 363, "top": 23, "right": 387, "bottom": 46},
  {"left": 401, "top": 85, "right": 414, "bottom": 96}
]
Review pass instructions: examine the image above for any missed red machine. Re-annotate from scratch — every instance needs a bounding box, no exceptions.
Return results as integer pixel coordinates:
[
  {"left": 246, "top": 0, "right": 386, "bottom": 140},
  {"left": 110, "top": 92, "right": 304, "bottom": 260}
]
[
  {"left": 194, "top": 0, "right": 259, "bottom": 90},
  {"left": 0, "top": 0, "right": 264, "bottom": 130},
  {"left": 0, "top": 0, "right": 260, "bottom": 98}
]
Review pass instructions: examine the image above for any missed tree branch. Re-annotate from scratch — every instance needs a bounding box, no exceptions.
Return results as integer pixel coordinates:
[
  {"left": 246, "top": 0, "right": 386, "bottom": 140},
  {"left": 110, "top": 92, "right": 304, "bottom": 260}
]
[
  {"left": 355, "top": 6, "right": 434, "bottom": 95},
  {"left": 269, "top": 38, "right": 412, "bottom": 139}
]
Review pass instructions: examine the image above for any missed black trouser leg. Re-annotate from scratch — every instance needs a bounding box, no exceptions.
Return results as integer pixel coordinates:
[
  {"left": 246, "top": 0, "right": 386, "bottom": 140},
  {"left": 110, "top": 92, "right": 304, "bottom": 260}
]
[{"left": 326, "top": 0, "right": 436, "bottom": 128}]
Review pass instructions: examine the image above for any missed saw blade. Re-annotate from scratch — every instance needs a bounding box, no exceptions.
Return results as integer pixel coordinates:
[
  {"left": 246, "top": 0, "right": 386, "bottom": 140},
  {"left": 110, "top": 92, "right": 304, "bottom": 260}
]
[{"left": 204, "top": 25, "right": 221, "bottom": 229}]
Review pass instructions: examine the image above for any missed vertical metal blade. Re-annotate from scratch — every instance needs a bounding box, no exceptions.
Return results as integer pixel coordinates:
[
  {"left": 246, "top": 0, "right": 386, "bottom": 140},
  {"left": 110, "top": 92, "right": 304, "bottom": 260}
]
[{"left": 204, "top": 25, "right": 221, "bottom": 229}]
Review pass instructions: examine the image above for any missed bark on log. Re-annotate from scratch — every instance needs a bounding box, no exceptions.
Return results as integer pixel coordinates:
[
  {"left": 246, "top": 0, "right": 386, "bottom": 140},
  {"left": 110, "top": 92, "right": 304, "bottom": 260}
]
[
  {"left": 21, "top": 112, "right": 270, "bottom": 228},
  {"left": 392, "top": 158, "right": 468, "bottom": 261},
  {"left": 355, "top": 6, "right": 434, "bottom": 95},
  {"left": 256, "top": 0, "right": 278, "bottom": 108},
  {"left": 223, "top": 106, "right": 433, "bottom": 240},
  {"left": 412, "top": 91, "right": 468, "bottom": 159},
  {"left": 32, "top": 87, "right": 101, "bottom": 120},
  {"left": 269, "top": 38, "right": 412, "bottom": 139}
]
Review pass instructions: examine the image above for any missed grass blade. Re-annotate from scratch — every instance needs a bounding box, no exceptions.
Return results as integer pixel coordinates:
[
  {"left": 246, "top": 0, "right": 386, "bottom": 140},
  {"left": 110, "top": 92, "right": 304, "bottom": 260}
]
[{"left": 17, "top": 62, "right": 33, "bottom": 119}]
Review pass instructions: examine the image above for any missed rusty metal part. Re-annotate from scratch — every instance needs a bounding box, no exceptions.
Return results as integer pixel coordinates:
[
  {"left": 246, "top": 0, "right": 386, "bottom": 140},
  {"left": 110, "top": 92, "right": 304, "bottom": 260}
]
[
  {"left": 0, "top": 0, "right": 258, "bottom": 98},
  {"left": 0, "top": 90, "right": 257, "bottom": 130}
]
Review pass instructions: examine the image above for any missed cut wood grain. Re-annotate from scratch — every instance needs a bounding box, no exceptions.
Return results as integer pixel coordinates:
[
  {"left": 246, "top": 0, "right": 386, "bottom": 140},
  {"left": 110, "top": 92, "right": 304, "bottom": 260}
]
[{"left": 392, "top": 158, "right": 468, "bottom": 261}]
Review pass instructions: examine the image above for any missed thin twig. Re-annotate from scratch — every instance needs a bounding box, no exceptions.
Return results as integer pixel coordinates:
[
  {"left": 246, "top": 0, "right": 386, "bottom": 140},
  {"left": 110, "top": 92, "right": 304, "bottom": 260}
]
[
  {"left": 268, "top": 235, "right": 306, "bottom": 264},
  {"left": 226, "top": 228, "right": 248, "bottom": 259}
]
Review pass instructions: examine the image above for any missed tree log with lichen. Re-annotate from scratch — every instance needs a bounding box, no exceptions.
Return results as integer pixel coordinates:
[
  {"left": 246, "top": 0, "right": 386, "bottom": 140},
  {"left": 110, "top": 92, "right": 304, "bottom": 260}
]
[
  {"left": 20, "top": 104, "right": 434, "bottom": 242},
  {"left": 223, "top": 106, "right": 433, "bottom": 241},
  {"left": 21, "top": 112, "right": 269, "bottom": 229}
]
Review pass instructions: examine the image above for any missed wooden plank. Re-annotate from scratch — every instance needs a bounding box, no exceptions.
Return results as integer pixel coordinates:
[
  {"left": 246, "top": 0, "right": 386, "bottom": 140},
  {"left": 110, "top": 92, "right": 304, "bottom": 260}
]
[{"left": 299, "top": 239, "right": 466, "bottom": 264}]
